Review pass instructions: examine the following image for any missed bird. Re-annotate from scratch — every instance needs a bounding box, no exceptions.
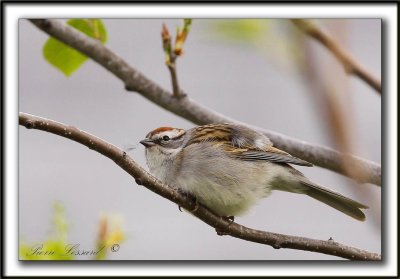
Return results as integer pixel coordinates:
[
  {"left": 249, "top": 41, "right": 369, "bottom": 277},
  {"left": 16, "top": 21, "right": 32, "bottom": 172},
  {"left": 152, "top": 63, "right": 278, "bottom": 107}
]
[{"left": 140, "top": 123, "right": 368, "bottom": 221}]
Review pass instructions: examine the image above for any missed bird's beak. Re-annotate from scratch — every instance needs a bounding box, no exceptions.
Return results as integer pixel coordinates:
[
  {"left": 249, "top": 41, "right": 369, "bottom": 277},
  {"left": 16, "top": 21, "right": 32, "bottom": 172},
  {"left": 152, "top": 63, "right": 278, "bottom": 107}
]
[{"left": 140, "top": 139, "right": 156, "bottom": 148}]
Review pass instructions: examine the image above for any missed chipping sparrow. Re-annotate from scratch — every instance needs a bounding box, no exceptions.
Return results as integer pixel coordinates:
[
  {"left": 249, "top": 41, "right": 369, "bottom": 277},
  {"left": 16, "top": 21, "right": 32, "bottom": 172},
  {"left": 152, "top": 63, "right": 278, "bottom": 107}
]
[{"left": 140, "top": 123, "right": 368, "bottom": 221}]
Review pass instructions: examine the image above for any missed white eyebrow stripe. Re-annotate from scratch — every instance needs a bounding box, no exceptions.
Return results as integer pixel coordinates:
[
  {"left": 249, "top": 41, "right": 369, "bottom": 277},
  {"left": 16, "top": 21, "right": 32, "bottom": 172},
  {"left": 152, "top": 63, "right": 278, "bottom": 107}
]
[{"left": 157, "top": 129, "right": 185, "bottom": 139}]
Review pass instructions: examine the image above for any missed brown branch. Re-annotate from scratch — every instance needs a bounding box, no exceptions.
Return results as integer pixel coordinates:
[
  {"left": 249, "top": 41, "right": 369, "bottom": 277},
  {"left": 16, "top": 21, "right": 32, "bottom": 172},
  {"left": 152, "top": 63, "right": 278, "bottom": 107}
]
[
  {"left": 300, "top": 24, "right": 368, "bottom": 186},
  {"left": 18, "top": 112, "right": 381, "bottom": 260},
  {"left": 291, "top": 19, "right": 381, "bottom": 94},
  {"left": 28, "top": 19, "right": 381, "bottom": 186}
]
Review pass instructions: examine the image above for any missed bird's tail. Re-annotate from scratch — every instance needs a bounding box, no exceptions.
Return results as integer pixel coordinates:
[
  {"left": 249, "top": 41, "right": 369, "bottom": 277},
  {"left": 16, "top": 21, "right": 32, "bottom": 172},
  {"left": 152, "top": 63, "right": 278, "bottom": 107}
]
[
  {"left": 272, "top": 176, "right": 368, "bottom": 221},
  {"left": 301, "top": 180, "right": 368, "bottom": 221}
]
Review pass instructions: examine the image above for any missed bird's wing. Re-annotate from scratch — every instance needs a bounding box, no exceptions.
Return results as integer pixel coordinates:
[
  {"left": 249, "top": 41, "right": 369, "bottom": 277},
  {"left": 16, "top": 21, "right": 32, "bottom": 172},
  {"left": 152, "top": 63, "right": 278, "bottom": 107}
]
[
  {"left": 187, "top": 123, "right": 313, "bottom": 167},
  {"left": 223, "top": 145, "right": 313, "bottom": 167},
  {"left": 187, "top": 123, "right": 272, "bottom": 148}
]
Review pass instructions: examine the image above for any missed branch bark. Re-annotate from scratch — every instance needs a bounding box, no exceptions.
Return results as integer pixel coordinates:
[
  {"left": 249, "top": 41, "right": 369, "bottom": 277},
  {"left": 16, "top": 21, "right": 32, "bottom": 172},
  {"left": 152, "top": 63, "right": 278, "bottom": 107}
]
[
  {"left": 29, "top": 19, "right": 381, "bottom": 186},
  {"left": 19, "top": 112, "right": 381, "bottom": 260},
  {"left": 291, "top": 19, "right": 381, "bottom": 94}
]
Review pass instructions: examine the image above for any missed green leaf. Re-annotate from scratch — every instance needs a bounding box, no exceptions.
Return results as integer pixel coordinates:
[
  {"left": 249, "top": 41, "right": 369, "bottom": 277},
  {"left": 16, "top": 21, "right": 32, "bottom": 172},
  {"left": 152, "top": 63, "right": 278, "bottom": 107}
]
[
  {"left": 43, "top": 19, "right": 107, "bottom": 76},
  {"left": 211, "top": 19, "right": 269, "bottom": 44},
  {"left": 209, "top": 19, "right": 307, "bottom": 71}
]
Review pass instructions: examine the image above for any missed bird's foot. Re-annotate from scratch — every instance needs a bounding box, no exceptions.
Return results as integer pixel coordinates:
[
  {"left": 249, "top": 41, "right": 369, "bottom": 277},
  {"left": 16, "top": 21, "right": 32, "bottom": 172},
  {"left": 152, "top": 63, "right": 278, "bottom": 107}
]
[{"left": 177, "top": 190, "right": 198, "bottom": 213}]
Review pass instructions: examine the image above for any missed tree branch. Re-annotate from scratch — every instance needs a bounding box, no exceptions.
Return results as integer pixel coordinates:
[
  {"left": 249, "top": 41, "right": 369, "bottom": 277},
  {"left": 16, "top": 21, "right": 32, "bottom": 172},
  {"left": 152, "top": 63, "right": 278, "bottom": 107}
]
[
  {"left": 291, "top": 19, "right": 381, "bottom": 94},
  {"left": 19, "top": 112, "right": 381, "bottom": 260},
  {"left": 29, "top": 19, "right": 381, "bottom": 186}
]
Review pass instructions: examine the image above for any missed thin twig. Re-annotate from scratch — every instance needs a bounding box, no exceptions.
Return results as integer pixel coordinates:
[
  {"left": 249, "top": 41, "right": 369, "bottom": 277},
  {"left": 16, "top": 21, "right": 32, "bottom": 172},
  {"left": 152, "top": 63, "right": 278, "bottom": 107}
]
[
  {"left": 18, "top": 112, "right": 381, "bottom": 260},
  {"left": 29, "top": 19, "right": 381, "bottom": 186},
  {"left": 161, "top": 23, "right": 184, "bottom": 98},
  {"left": 291, "top": 19, "right": 381, "bottom": 94},
  {"left": 167, "top": 61, "right": 182, "bottom": 98},
  {"left": 300, "top": 22, "right": 367, "bottom": 185}
]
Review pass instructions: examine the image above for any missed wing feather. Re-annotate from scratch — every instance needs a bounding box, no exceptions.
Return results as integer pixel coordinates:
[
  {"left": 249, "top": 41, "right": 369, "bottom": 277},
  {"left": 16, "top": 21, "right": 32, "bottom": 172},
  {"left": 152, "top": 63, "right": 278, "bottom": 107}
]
[
  {"left": 224, "top": 144, "right": 313, "bottom": 167},
  {"left": 187, "top": 124, "right": 313, "bottom": 167}
]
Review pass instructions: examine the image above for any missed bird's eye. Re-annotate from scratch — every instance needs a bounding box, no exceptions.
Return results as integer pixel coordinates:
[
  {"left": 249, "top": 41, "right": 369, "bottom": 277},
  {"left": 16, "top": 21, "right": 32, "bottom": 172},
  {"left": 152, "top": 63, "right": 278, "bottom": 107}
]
[{"left": 162, "top": 135, "right": 170, "bottom": 141}]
